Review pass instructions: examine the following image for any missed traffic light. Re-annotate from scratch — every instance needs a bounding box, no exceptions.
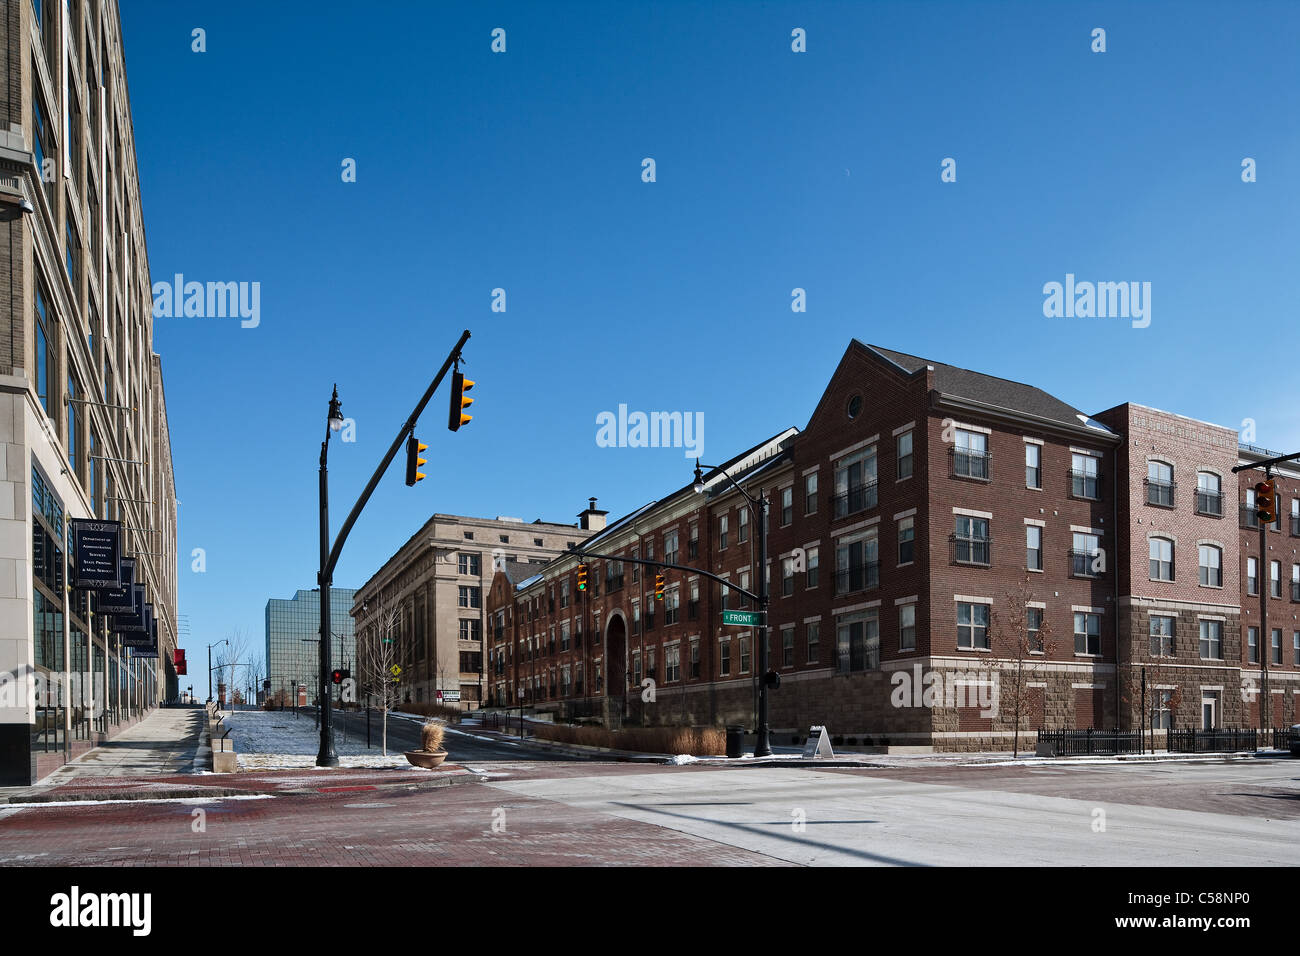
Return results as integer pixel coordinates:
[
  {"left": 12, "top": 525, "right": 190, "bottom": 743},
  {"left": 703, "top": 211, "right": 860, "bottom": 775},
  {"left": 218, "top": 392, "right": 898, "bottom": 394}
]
[
  {"left": 331, "top": 669, "right": 344, "bottom": 685},
  {"left": 654, "top": 572, "right": 665, "bottom": 601},
  {"left": 448, "top": 369, "right": 474, "bottom": 431},
  {"left": 405, "top": 435, "right": 428, "bottom": 486},
  {"left": 1256, "top": 478, "right": 1277, "bottom": 523},
  {"left": 577, "top": 563, "right": 588, "bottom": 591}
]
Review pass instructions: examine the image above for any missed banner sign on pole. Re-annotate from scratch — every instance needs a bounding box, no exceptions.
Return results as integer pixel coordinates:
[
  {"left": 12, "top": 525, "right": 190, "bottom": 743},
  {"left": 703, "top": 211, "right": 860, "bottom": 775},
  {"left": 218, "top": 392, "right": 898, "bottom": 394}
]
[
  {"left": 97, "top": 556, "right": 136, "bottom": 614},
  {"left": 70, "top": 519, "right": 121, "bottom": 589}
]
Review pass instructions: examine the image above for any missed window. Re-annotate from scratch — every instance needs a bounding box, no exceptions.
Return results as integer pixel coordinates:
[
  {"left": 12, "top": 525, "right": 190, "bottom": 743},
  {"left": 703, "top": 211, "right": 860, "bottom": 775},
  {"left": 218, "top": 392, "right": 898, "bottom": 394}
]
[
  {"left": 1149, "top": 537, "right": 1173, "bottom": 581},
  {"left": 1293, "top": 565, "right": 1300, "bottom": 602},
  {"left": 807, "top": 547, "right": 819, "bottom": 588},
  {"left": 35, "top": 282, "right": 52, "bottom": 415},
  {"left": 459, "top": 619, "right": 482, "bottom": 642},
  {"left": 457, "top": 586, "right": 481, "bottom": 608},
  {"left": 1196, "top": 472, "right": 1222, "bottom": 516},
  {"left": 1151, "top": 690, "right": 1173, "bottom": 730},
  {"left": 1074, "top": 611, "right": 1101, "bottom": 656},
  {"left": 953, "top": 516, "right": 990, "bottom": 565},
  {"left": 835, "top": 531, "right": 879, "bottom": 594},
  {"left": 689, "top": 638, "right": 700, "bottom": 678},
  {"left": 1247, "top": 557, "right": 1258, "bottom": 596},
  {"left": 952, "top": 429, "right": 989, "bottom": 480},
  {"left": 781, "top": 559, "right": 794, "bottom": 597},
  {"left": 560, "top": 580, "right": 569, "bottom": 608},
  {"left": 1199, "top": 545, "right": 1222, "bottom": 587},
  {"left": 718, "top": 514, "right": 729, "bottom": 550},
  {"left": 688, "top": 526, "right": 698, "bottom": 559},
  {"left": 688, "top": 580, "right": 699, "bottom": 619},
  {"left": 1026, "top": 525, "right": 1042, "bottom": 571},
  {"left": 739, "top": 636, "right": 750, "bottom": 673},
  {"left": 896, "top": 430, "right": 913, "bottom": 480},
  {"left": 835, "top": 612, "right": 879, "bottom": 671},
  {"left": 664, "top": 588, "right": 680, "bottom": 625},
  {"left": 1150, "top": 615, "right": 1175, "bottom": 657},
  {"left": 1247, "top": 626, "right": 1259, "bottom": 664},
  {"left": 664, "top": 529, "right": 679, "bottom": 565},
  {"left": 65, "top": 212, "right": 81, "bottom": 290},
  {"left": 899, "top": 604, "right": 916, "bottom": 651},
  {"left": 720, "top": 582, "right": 729, "bottom": 612},
  {"left": 1271, "top": 560, "right": 1282, "bottom": 598},
  {"left": 738, "top": 571, "right": 751, "bottom": 609},
  {"left": 1071, "top": 453, "right": 1099, "bottom": 499},
  {"left": 458, "top": 553, "right": 481, "bottom": 575},
  {"left": 834, "top": 447, "right": 878, "bottom": 517},
  {"left": 632, "top": 601, "right": 641, "bottom": 634},
  {"left": 1199, "top": 619, "right": 1223, "bottom": 660},
  {"left": 89, "top": 429, "right": 98, "bottom": 514},
  {"left": 781, "top": 626, "right": 794, "bottom": 667},
  {"left": 1071, "top": 532, "right": 1100, "bottom": 577},
  {"left": 644, "top": 596, "right": 655, "bottom": 631},
  {"left": 665, "top": 645, "right": 680, "bottom": 682},
  {"left": 957, "top": 603, "right": 990, "bottom": 650},
  {"left": 1243, "top": 488, "right": 1259, "bottom": 529},
  {"left": 898, "top": 517, "right": 914, "bottom": 565},
  {"left": 1146, "top": 461, "right": 1174, "bottom": 507},
  {"left": 805, "top": 473, "right": 818, "bottom": 514},
  {"left": 719, "top": 639, "right": 731, "bottom": 676},
  {"left": 737, "top": 507, "right": 748, "bottom": 544},
  {"left": 1273, "top": 628, "right": 1283, "bottom": 666},
  {"left": 807, "top": 621, "right": 820, "bottom": 664},
  {"left": 1025, "top": 443, "right": 1041, "bottom": 489},
  {"left": 780, "top": 487, "right": 793, "bottom": 526},
  {"left": 33, "top": 92, "right": 54, "bottom": 210},
  {"left": 1027, "top": 607, "right": 1044, "bottom": 652},
  {"left": 1294, "top": 632, "right": 1300, "bottom": 667},
  {"left": 66, "top": 375, "right": 78, "bottom": 476},
  {"left": 560, "top": 622, "right": 570, "bottom": 652}
]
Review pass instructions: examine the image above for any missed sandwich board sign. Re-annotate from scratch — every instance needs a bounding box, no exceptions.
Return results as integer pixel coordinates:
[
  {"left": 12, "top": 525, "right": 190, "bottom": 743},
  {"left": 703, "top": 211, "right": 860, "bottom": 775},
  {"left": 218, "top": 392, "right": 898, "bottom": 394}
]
[{"left": 801, "top": 725, "right": 835, "bottom": 759}]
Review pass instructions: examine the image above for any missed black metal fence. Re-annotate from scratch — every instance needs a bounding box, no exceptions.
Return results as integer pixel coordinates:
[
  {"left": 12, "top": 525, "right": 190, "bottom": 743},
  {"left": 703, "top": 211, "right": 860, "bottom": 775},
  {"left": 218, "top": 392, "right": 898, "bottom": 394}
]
[
  {"left": 1036, "top": 729, "right": 1144, "bottom": 756},
  {"left": 1167, "top": 729, "right": 1257, "bottom": 753}
]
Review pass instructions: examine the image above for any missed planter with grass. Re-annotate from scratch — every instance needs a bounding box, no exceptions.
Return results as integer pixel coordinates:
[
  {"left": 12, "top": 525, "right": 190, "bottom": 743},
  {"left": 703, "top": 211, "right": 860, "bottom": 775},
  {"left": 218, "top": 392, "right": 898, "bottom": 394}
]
[{"left": 405, "top": 720, "right": 449, "bottom": 768}]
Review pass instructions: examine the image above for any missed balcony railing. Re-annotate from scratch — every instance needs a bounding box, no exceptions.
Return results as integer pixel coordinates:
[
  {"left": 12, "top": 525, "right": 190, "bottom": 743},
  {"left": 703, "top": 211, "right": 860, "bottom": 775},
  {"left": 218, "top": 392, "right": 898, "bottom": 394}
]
[
  {"left": 1070, "top": 549, "right": 1102, "bottom": 578},
  {"left": 950, "top": 448, "right": 991, "bottom": 481},
  {"left": 1292, "top": 515, "right": 1300, "bottom": 536},
  {"left": 832, "top": 482, "right": 878, "bottom": 519},
  {"left": 833, "top": 562, "right": 880, "bottom": 596},
  {"left": 1195, "top": 489, "right": 1223, "bottom": 517},
  {"left": 1144, "top": 478, "right": 1175, "bottom": 507},
  {"left": 1292, "top": 582, "right": 1300, "bottom": 602},
  {"left": 951, "top": 535, "right": 991, "bottom": 566},
  {"left": 1069, "top": 469, "right": 1101, "bottom": 500}
]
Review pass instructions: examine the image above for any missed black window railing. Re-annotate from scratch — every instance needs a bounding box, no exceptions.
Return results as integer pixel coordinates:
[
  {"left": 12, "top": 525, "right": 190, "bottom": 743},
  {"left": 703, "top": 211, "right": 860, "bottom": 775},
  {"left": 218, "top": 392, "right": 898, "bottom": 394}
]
[
  {"left": 1144, "top": 477, "right": 1175, "bottom": 507},
  {"left": 1196, "top": 489, "right": 1223, "bottom": 517},
  {"left": 951, "top": 534, "right": 991, "bottom": 566},
  {"left": 1070, "top": 549, "right": 1101, "bottom": 578},
  {"left": 1292, "top": 582, "right": 1300, "bottom": 602},
  {"left": 950, "top": 447, "right": 991, "bottom": 481},
  {"left": 1291, "top": 515, "right": 1300, "bottom": 536},
  {"left": 833, "top": 562, "right": 880, "bottom": 595},
  {"left": 832, "top": 482, "right": 878, "bottom": 519},
  {"left": 1241, "top": 505, "right": 1259, "bottom": 529},
  {"left": 1069, "top": 469, "right": 1101, "bottom": 500}
]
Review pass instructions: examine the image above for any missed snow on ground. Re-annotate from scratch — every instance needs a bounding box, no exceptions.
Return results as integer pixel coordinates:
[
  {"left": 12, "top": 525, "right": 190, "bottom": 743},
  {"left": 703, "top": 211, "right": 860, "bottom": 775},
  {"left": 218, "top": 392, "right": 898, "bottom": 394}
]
[{"left": 223, "top": 710, "right": 428, "bottom": 771}]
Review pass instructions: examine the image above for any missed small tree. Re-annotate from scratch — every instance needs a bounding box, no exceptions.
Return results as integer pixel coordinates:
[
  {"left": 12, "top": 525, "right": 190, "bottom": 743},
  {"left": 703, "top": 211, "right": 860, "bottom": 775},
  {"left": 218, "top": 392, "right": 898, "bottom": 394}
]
[
  {"left": 357, "top": 599, "right": 403, "bottom": 755},
  {"left": 988, "top": 584, "right": 1056, "bottom": 758}
]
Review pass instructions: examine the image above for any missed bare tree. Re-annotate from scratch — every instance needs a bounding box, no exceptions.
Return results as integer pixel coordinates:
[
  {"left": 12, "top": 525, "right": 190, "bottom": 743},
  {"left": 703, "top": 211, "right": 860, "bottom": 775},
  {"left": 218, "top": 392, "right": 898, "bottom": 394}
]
[
  {"left": 988, "top": 584, "right": 1056, "bottom": 758},
  {"left": 356, "top": 599, "right": 403, "bottom": 755},
  {"left": 246, "top": 650, "right": 266, "bottom": 707},
  {"left": 216, "top": 628, "right": 251, "bottom": 711}
]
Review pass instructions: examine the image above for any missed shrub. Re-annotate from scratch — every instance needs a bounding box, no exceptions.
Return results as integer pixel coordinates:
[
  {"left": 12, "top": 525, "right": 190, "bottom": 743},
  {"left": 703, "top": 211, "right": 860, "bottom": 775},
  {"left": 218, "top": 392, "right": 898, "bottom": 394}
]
[
  {"left": 531, "top": 724, "right": 726, "bottom": 756},
  {"left": 420, "top": 720, "right": 445, "bottom": 753}
]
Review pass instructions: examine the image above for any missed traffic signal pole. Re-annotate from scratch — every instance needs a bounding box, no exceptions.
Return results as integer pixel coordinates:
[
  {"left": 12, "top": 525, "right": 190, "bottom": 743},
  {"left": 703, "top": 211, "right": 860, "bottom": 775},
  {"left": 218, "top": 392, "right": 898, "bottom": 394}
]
[{"left": 317, "top": 329, "right": 471, "bottom": 768}]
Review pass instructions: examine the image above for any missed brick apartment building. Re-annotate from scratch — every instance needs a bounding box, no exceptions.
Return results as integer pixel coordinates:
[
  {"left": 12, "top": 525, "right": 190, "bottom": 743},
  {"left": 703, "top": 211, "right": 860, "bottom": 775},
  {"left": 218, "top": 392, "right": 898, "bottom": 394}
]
[{"left": 484, "top": 340, "right": 1298, "bottom": 751}]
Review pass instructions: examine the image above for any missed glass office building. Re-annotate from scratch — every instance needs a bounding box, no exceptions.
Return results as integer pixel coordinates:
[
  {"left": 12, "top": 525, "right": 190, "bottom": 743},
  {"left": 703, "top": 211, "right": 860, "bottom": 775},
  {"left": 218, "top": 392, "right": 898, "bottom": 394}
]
[{"left": 266, "top": 589, "right": 358, "bottom": 705}]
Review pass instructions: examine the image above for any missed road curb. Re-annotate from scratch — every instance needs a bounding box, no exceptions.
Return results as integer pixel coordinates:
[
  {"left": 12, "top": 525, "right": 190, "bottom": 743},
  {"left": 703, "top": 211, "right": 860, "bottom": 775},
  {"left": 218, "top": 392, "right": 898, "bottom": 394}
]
[{"left": 1, "top": 785, "right": 251, "bottom": 805}]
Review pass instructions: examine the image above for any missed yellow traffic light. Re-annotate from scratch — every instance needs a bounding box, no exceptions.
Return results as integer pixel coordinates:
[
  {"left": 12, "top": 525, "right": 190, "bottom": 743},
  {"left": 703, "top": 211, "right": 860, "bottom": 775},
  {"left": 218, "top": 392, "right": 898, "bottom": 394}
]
[
  {"left": 405, "top": 435, "right": 428, "bottom": 486},
  {"left": 654, "top": 572, "right": 665, "bottom": 601},
  {"left": 449, "top": 370, "right": 475, "bottom": 432},
  {"left": 577, "top": 563, "right": 588, "bottom": 591},
  {"left": 1256, "top": 479, "right": 1276, "bottom": 523}
]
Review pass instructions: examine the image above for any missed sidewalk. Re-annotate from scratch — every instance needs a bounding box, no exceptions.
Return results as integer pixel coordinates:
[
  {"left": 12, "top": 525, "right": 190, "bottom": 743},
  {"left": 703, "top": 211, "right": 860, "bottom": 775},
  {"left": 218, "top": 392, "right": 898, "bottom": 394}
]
[{"left": 0, "top": 706, "right": 207, "bottom": 802}]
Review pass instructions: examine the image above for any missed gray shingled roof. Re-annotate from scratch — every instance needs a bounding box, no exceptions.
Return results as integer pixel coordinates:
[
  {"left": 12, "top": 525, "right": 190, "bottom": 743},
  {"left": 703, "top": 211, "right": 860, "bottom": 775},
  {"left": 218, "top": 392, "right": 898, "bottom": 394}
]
[{"left": 866, "top": 343, "right": 1092, "bottom": 430}]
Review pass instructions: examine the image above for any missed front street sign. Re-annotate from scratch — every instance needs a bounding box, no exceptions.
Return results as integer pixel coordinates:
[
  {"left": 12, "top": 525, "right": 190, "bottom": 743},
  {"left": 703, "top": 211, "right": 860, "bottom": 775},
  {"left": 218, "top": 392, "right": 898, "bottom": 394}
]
[{"left": 721, "top": 610, "right": 764, "bottom": 626}]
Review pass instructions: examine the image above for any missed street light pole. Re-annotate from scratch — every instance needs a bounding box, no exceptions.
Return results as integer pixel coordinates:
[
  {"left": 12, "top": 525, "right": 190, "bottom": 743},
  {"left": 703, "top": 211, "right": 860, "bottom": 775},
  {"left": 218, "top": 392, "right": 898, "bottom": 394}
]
[{"left": 318, "top": 385, "right": 344, "bottom": 768}]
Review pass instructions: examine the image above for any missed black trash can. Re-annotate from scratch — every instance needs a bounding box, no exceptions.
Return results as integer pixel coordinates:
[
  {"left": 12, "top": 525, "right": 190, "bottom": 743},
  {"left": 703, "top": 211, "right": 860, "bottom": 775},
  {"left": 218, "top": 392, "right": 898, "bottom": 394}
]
[{"left": 726, "top": 725, "right": 746, "bottom": 759}]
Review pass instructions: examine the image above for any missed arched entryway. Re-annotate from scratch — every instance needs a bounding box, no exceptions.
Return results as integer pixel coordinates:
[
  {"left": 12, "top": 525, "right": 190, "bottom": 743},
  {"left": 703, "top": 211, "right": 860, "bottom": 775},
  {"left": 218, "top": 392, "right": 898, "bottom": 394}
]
[{"left": 604, "top": 611, "right": 628, "bottom": 727}]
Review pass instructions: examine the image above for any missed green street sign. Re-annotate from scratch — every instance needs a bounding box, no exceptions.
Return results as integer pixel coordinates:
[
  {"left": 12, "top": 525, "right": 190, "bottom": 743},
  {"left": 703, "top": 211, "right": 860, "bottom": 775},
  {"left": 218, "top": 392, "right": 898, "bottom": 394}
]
[{"left": 721, "top": 610, "right": 763, "bottom": 627}]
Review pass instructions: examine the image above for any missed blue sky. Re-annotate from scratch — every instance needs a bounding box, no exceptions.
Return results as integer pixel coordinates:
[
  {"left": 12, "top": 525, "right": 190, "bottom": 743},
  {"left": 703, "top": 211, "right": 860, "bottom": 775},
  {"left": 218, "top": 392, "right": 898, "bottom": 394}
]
[{"left": 116, "top": 1, "right": 1300, "bottom": 693}]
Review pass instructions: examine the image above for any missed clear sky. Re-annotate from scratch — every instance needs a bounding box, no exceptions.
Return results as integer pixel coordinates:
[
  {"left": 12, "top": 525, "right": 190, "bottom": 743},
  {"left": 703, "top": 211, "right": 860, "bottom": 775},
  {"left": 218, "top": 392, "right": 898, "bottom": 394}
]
[{"left": 116, "top": 0, "right": 1300, "bottom": 693}]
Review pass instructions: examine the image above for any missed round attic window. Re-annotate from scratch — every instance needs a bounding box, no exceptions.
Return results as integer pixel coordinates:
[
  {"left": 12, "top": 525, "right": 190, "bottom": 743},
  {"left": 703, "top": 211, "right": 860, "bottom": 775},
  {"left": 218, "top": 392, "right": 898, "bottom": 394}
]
[{"left": 847, "top": 395, "right": 863, "bottom": 420}]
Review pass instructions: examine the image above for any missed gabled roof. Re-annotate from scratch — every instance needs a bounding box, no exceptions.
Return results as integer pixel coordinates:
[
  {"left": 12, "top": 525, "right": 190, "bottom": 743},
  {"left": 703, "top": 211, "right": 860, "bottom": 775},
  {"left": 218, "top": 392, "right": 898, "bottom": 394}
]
[{"left": 863, "top": 342, "right": 1108, "bottom": 434}]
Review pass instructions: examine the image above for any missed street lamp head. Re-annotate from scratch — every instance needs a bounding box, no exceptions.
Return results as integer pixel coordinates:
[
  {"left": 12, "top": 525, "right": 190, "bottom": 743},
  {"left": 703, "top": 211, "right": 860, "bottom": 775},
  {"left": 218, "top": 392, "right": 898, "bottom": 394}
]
[
  {"left": 692, "top": 459, "right": 706, "bottom": 495},
  {"left": 328, "top": 385, "right": 345, "bottom": 432}
]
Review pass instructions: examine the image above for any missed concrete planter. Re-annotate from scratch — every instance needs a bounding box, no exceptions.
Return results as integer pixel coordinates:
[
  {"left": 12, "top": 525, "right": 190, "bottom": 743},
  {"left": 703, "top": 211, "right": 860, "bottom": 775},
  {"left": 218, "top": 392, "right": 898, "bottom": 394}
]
[{"left": 404, "top": 750, "right": 448, "bottom": 769}]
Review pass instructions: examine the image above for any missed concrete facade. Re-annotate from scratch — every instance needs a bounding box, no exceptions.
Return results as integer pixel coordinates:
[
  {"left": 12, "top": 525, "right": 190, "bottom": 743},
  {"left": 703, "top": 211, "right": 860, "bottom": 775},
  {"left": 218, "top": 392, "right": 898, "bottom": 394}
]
[{"left": 0, "top": 0, "right": 179, "bottom": 784}]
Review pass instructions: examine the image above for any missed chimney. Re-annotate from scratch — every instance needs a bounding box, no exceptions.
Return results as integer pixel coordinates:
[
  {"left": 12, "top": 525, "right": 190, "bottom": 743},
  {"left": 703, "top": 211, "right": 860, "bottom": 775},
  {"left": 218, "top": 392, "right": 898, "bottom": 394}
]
[{"left": 578, "top": 497, "right": 608, "bottom": 532}]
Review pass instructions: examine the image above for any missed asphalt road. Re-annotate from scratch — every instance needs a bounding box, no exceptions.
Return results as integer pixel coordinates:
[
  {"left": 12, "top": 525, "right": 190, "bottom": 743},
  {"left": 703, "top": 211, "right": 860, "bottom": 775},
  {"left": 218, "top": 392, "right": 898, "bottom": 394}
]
[{"left": 326, "top": 710, "right": 578, "bottom": 763}]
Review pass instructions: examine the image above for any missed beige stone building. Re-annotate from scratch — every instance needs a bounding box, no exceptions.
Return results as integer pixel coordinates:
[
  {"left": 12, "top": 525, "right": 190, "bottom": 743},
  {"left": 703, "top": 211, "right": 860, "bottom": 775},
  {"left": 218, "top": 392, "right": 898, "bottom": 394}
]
[{"left": 351, "top": 507, "right": 600, "bottom": 707}]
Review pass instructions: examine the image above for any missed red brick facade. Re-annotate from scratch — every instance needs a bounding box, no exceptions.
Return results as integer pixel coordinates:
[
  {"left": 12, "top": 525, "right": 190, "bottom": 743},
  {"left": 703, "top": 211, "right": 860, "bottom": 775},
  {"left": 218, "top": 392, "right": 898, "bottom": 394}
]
[{"left": 484, "top": 341, "right": 1288, "bottom": 750}]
